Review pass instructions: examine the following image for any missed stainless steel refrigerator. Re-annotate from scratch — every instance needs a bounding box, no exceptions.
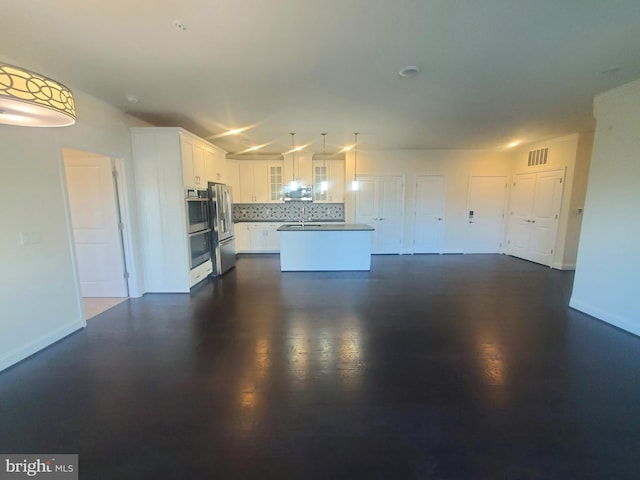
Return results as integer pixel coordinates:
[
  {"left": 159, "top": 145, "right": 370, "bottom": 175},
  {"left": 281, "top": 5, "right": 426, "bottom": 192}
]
[{"left": 208, "top": 182, "right": 236, "bottom": 275}]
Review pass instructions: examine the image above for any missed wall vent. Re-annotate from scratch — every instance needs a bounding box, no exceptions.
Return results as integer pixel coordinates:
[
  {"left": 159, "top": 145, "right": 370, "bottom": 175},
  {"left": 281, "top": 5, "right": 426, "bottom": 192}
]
[{"left": 528, "top": 147, "right": 549, "bottom": 167}]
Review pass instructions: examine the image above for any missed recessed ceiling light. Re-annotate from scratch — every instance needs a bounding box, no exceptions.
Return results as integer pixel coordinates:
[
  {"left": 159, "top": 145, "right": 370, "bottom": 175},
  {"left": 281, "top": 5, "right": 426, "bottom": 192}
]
[
  {"left": 398, "top": 66, "right": 420, "bottom": 78},
  {"left": 173, "top": 20, "right": 187, "bottom": 31},
  {"left": 507, "top": 141, "right": 520, "bottom": 148},
  {"left": 126, "top": 94, "right": 139, "bottom": 104}
]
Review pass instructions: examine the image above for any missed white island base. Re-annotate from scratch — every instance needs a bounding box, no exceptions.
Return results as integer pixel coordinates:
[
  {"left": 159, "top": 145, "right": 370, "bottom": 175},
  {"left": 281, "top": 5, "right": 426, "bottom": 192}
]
[{"left": 278, "top": 224, "right": 374, "bottom": 271}]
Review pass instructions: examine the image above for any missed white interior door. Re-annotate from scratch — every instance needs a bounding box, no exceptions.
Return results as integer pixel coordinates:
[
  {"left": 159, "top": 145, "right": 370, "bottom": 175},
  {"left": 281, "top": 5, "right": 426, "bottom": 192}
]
[
  {"left": 355, "top": 177, "right": 378, "bottom": 250},
  {"left": 64, "top": 153, "right": 128, "bottom": 297},
  {"left": 528, "top": 169, "right": 564, "bottom": 265},
  {"left": 507, "top": 169, "right": 564, "bottom": 266},
  {"left": 466, "top": 176, "right": 507, "bottom": 253},
  {"left": 355, "top": 176, "right": 403, "bottom": 254},
  {"left": 508, "top": 173, "right": 536, "bottom": 258},
  {"left": 414, "top": 175, "right": 446, "bottom": 253},
  {"left": 376, "top": 177, "right": 404, "bottom": 254}
]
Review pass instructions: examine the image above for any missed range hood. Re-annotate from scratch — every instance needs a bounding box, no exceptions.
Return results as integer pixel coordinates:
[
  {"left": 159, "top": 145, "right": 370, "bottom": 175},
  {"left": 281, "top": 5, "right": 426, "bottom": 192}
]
[{"left": 283, "top": 184, "right": 313, "bottom": 202}]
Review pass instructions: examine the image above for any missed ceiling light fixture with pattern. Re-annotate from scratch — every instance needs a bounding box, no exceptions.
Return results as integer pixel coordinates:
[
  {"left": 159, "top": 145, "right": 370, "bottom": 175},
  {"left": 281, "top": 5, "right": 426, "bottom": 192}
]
[{"left": 0, "top": 63, "right": 76, "bottom": 127}]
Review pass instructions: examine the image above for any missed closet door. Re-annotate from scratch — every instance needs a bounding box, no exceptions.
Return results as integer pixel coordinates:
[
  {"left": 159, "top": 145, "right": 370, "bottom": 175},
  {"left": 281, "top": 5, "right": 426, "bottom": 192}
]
[
  {"left": 507, "top": 168, "right": 564, "bottom": 266},
  {"left": 355, "top": 176, "right": 404, "bottom": 254},
  {"left": 414, "top": 175, "right": 446, "bottom": 253},
  {"left": 376, "top": 177, "right": 404, "bottom": 254},
  {"left": 527, "top": 170, "right": 564, "bottom": 265}
]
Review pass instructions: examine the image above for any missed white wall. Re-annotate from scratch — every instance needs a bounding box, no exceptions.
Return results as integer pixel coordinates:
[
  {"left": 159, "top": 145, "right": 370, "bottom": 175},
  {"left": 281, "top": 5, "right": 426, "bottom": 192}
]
[
  {"left": 344, "top": 149, "right": 513, "bottom": 253},
  {"left": 0, "top": 89, "right": 142, "bottom": 372},
  {"left": 564, "top": 133, "right": 593, "bottom": 268},
  {"left": 570, "top": 79, "right": 640, "bottom": 335}
]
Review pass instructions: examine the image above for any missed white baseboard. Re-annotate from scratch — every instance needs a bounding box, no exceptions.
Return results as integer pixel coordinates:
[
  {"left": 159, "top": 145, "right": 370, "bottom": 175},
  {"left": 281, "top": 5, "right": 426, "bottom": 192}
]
[
  {"left": 569, "top": 298, "right": 640, "bottom": 337},
  {"left": 0, "top": 320, "right": 85, "bottom": 373},
  {"left": 551, "top": 262, "right": 576, "bottom": 270},
  {"left": 442, "top": 249, "right": 465, "bottom": 255}
]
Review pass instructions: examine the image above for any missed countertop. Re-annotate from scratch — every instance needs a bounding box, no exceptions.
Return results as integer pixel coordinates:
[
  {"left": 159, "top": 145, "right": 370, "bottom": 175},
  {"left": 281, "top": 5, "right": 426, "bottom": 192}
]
[{"left": 277, "top": 223, "right": 374, "bottom": 232}]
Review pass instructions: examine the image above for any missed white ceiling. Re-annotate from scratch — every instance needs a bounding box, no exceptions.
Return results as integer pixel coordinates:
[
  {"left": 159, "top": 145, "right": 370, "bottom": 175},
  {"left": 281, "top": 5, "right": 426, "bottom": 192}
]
[{"left": 2, "top": 0, "right": 640, "bottom": 155}]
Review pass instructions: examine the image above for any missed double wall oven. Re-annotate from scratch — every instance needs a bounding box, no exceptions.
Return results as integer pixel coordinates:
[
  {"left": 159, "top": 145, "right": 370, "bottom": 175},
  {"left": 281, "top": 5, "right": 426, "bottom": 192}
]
[{"left": 186, "top": 188, "right": 211, "bottom": 269}]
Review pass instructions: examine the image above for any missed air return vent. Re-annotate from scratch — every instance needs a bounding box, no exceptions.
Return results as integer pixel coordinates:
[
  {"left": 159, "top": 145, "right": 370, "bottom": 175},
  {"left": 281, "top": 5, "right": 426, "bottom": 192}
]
[{"left": 528, "top": 148, "right": 549, "bottom": 167}]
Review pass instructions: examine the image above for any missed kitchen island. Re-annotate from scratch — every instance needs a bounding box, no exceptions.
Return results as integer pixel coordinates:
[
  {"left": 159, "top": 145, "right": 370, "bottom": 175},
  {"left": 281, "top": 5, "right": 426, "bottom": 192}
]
[{"left": 278, "top": 223, "right": 374, "bottom": 271}]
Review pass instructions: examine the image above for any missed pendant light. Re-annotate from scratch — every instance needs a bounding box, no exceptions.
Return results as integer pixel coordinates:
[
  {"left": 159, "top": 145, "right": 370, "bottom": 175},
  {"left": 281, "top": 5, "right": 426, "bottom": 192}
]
[
  {"left": 320, "top": 132, "right": 328, "bottom": 193},
  {"left": 0, "top": 63, "right": 76, "bottom": 127},
  {"left": 351, "top": 132, "right": 359, "bottom": 191},
  {"left": 289, "top": 133, "right": 299, "bottom": 191}
]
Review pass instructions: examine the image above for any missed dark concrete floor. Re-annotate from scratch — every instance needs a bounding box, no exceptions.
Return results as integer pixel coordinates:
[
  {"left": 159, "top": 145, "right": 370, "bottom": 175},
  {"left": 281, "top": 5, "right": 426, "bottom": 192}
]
[{"left": 1, "top": 254, "right": 640, "bottom": 479}]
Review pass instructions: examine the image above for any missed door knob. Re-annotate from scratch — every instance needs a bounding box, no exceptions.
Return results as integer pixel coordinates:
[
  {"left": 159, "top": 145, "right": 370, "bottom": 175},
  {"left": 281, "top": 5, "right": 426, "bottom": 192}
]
[
  {"left": 469, "top": 220, "right": 476, "bottom": 223},
  {"left": 437, "top": 217, "right": 443, "bottom": 221}
]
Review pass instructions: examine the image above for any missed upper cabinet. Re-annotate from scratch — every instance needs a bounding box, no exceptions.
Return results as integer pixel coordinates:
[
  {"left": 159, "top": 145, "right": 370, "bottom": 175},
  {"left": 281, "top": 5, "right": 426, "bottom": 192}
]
[
  {"left": 181, "top": 132, "right": 227, "bottom": 189},
  {"left": 205, "top": 145, "right": 227, "bottom": 184},
  {"left": 181, "top": 134, "right": 206, "bottom": 189},
  {"left": 312, "top": 159, "right": 345, "bottom": 203},
  {"left": 237, "top": 161, "right": 284, "bottom": 203}
]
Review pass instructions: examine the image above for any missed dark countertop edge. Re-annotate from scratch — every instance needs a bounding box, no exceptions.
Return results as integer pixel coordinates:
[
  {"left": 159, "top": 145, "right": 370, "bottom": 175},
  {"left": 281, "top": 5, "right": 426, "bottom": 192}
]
[
  {"left": 277, "top": 224, "right": 374, "bottom": 232},
  {"left": 234, "top": 219, "right": 345, "bottom": 223}
]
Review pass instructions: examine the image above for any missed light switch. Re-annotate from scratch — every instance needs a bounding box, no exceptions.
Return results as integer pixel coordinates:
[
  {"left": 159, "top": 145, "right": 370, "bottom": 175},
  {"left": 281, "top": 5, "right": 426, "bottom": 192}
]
[{"left": 20, "top": 231, "right": 43, "bottom": 246}]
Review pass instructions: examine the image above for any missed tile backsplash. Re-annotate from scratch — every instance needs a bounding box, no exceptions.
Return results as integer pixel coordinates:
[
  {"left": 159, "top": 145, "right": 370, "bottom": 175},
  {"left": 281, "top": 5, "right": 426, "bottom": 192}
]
[{"left": 233, "top": 202, "right": 345, "bottom": 222}]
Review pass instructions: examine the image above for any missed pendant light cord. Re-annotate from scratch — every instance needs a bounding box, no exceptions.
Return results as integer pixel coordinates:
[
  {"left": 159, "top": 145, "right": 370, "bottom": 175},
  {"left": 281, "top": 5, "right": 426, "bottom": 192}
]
[
  {"left": 290, "top": 132, "right": 296, "bottom": 183},
  {"left": 322, "top": 132, "right": 327, "bottom": 168},
  {"left": 353, "top": 132, "right": 359, "bottom": 182}
]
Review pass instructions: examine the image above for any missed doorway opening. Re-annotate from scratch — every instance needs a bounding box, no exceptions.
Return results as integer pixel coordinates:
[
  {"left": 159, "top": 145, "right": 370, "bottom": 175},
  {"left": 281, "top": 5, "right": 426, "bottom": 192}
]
[{"left": 62, "top": 148, "right": 130, "bottom": 320}]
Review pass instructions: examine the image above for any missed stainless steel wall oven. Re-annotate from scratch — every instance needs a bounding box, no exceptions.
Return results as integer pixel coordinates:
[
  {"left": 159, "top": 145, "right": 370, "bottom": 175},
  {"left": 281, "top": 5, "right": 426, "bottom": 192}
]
[
  {"left": 188, "top": 228, "right": 211, "bottom": 268},
  {"left": 185, "top": 189, "right": 211, "bottom": 268},
  {"left": 186, "top": 188, "right": 210, "bottom": 234}
]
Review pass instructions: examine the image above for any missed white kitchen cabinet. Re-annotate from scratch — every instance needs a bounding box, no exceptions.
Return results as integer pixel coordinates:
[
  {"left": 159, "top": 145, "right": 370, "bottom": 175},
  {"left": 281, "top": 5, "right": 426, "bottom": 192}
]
[
  {"left": 234, "top": 223, "right": 251, "bottom": 252},
  {"left": 237, "top": 161, "right": 283, "bottom": 203},
  {"left": 267, "top": 163, "right": 284, "bottom": 202},
  {"left": 284, "top": 152, "right": 313, "bottom": 191},
  {"left": 131, "top": 127, "right": 227, "bottom": 292},
  {"left": 181, "top": 134, "right": 206, "bottom": 189},
  {"left": 235, "top": 222, "right": 281, "bottom": 253},
  {"left": 312, "top": 159, "right": 345, "bottom": 203},
  {"left": 205, "top": 145, "right": 227, "bottom": 184},
  {"left": 226, "top": 160, "right": 241, "bottom": 199}
]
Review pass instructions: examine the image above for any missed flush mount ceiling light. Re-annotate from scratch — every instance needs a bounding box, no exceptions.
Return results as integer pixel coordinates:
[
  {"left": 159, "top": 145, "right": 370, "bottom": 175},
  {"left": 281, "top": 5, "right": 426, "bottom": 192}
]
[
  {"left": 398, "top": 65, "right": 420, "bottom": 78},
  {"left": 0, "top": 63, "right": 76, "bottom": 127}
]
